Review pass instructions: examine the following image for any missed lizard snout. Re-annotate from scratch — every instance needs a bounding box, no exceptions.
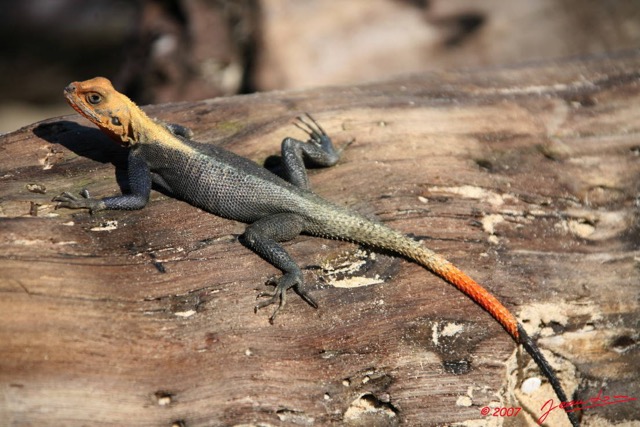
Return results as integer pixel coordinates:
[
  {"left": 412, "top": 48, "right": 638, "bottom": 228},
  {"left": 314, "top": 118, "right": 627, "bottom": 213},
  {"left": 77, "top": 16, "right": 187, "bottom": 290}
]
[{"left": 64, "top": 84, "right": 77, "bottom": 96}]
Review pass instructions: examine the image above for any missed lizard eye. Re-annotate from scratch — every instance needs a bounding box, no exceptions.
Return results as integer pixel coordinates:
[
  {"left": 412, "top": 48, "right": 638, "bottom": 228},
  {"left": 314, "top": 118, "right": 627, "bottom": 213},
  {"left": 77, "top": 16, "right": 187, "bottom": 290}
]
[
  {"left": 111, "top": 116, "right": 121, "bottom": 126},
  {"left": 86, "top": 93, "right": 102, "bottom": 105}
]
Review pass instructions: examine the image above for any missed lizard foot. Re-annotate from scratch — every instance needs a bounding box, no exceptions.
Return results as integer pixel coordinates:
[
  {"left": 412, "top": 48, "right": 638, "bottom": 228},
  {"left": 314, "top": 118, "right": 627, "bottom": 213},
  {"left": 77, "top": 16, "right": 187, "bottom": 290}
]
[
  {"left": 255, "top": 273, "right": 317, "bottom": 323},
  {"left": 294, "top": 112, "right": 354, "bottom": 156},
  {"left": 52, "top": 189, "right": 105, "bottom": 213},
  {"left": 294, "top": 113, "right": 333, "bottom": 151}
]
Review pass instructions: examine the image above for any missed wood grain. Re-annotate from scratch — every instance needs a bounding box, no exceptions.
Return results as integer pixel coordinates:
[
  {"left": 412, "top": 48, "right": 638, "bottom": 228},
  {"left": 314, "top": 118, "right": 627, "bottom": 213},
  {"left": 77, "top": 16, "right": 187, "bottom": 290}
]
[{"left": 1, "top": 52, "right": 639, "bottom": 426}]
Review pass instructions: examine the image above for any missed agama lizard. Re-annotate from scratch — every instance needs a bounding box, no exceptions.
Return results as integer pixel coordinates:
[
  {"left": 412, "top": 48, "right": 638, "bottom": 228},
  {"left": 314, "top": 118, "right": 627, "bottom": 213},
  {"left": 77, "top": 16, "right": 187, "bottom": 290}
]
[{"left": 54, "top": 77, "right": 579, "bottom": 427}]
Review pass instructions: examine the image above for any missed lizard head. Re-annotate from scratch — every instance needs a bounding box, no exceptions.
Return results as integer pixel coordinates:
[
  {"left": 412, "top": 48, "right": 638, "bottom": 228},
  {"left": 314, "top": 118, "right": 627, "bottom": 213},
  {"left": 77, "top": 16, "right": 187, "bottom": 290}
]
[{"left": 64, "top": 77, "right": 139, "bottom": 147}]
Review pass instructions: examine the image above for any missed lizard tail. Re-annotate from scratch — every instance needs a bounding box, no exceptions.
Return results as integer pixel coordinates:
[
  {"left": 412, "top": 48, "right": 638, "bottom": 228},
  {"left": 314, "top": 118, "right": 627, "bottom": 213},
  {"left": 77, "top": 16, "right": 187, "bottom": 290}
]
[
  {"left": 315, "top": 210, "right": 578, "bottom": 424},
  {"left": 325, "top": 215, "right": 520, "bottom": 336},
  {"left": 330, "top": 213, "right": 581, "bottom": 426},
  {"left": 398, "top": 241, "right": 579, "bottom": 427},
  {"left": 406, "top": 246, "right": 519, "bottom": 336}
]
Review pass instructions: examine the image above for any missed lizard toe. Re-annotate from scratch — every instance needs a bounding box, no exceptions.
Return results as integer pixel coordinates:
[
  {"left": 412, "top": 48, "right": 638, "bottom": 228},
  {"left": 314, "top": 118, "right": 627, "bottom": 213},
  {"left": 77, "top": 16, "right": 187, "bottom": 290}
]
[
  {"left": 52, "top": 191, "right": 83, "bottom": 208},
  {"left": 294, "top": 284, "right": 318, "bottom": 309},
  {"left": 254, "top": 272, "right": 305, "bottom": 322},
  {"left": 52, "top": 190, "right": 105, "bottom": 213}
]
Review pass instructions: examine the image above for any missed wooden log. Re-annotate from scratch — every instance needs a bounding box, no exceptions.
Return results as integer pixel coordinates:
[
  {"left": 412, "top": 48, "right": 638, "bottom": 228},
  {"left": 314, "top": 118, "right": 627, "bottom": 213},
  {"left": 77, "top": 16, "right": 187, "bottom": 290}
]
[{"left": 1, "top": 52, "right": 639, "bottom": 426}]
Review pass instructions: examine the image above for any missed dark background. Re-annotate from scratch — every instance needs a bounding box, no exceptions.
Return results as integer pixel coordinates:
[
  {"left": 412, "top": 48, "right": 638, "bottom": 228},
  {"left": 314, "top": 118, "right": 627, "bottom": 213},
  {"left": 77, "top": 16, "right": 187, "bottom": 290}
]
[{"left": 1, "top": 0, "right": 639, "bottom": 133}]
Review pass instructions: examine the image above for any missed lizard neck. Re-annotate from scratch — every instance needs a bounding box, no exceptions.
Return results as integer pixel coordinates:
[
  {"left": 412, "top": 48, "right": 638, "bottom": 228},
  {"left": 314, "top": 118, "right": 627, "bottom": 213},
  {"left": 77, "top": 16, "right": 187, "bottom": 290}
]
[
  {"left": 129, "top": 108, "right": 197, "bottom": 154},
  {"left": 117, "top": 101, "right": 173, "bottom": 147},
  {"left": 133, "top": 113, "right": 171, "bottom": 145}
]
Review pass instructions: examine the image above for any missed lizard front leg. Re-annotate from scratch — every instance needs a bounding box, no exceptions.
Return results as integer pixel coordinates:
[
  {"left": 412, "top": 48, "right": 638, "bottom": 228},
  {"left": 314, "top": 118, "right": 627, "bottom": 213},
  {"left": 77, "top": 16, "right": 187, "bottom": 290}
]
[
  {"left": 53, "top": 149, "right": 152, "bottom": 213},
  {"left": 240, "top": 213, "right": 316, "bottom": 322},
  {"left": 280, "top": 114, "right": 340, "bottom": 190}
]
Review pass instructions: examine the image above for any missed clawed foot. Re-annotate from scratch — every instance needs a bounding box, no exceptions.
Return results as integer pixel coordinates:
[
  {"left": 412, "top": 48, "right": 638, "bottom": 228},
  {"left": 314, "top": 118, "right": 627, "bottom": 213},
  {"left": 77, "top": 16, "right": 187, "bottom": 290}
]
[
  {"left": 255, "top": 273, "right": 318, "bottom": 323},
  {"left": 52, "top": 189, "right": 105, "bottom": 213},
  {"left": 294, "top": 113, "right": 333, "bottom": 151},
  {"left": 294, "top": 112, "right": 353, "bottom": 158}
]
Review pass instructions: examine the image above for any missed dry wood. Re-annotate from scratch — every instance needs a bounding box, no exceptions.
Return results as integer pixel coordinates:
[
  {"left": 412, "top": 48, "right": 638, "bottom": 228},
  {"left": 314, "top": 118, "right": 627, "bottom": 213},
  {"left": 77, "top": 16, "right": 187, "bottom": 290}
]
[{"left": 1, "top": 52, "right": 639, "bottom": 426}]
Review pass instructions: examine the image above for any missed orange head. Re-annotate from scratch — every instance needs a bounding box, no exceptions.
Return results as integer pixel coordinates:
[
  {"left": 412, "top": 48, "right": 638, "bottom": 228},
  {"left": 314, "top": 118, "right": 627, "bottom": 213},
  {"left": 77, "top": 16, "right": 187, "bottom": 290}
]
[{"left": 64, "top": 77, "right": 139, "bottom": 146}]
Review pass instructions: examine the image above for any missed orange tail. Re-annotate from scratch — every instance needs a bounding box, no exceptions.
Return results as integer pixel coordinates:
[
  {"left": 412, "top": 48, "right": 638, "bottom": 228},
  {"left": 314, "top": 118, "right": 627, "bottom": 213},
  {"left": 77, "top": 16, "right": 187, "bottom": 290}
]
[
  {"left": 408, "top": 249, "right": 580, "bottom": 426},
  {"left": 411, "top": 250, "right": 519, "bottom": 339}
]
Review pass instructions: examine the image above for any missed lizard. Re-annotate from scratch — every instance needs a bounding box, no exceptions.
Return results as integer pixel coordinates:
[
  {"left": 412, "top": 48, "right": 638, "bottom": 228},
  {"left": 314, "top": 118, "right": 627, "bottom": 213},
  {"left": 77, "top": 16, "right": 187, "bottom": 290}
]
[{"left": 53, "top": 77, "right": 579, "bottom": 427}]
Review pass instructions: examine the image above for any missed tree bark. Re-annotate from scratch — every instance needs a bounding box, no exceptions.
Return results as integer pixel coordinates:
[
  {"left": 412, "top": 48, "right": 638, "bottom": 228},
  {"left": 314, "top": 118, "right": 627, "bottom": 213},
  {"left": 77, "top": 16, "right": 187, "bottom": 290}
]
[{"left": 1, "top": 52, "right": 639, "bottom": 426}]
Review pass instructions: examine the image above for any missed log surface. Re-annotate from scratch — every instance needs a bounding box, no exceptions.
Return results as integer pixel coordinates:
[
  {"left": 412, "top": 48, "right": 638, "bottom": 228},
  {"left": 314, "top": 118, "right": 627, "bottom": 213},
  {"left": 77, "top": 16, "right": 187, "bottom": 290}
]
[{"left": 1, "top": 52, "right": 639, "bottom": 426}]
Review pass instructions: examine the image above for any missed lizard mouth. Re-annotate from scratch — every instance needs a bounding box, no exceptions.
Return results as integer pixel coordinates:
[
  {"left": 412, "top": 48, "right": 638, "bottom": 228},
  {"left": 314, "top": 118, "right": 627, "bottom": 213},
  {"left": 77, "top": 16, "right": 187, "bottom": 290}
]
[
  {"left": 63, "top": 83, "right": 78, "bottom": 107},
  {"left": 64, "top": 83, "right": 102, "bottom": 125}
]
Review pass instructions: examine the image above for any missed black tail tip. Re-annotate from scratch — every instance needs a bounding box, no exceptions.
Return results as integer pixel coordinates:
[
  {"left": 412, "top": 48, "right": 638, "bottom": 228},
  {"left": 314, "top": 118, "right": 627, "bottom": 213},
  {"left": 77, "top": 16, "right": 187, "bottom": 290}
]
[{"left": 517, "top": 324, "right": 580, "bottom": 427}]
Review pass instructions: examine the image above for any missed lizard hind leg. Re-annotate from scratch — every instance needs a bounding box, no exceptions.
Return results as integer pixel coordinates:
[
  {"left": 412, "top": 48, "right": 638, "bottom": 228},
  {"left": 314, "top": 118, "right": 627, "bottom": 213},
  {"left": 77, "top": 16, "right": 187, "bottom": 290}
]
[{"left": 240, "top": 213, "right": 315, "bottom": 323}]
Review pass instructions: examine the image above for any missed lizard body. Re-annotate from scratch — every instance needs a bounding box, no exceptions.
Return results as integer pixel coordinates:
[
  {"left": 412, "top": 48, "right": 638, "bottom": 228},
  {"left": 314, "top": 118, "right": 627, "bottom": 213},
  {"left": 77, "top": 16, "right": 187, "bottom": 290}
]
[{"left": 55, "top": 77, "right": 579, "bottom": 427}]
